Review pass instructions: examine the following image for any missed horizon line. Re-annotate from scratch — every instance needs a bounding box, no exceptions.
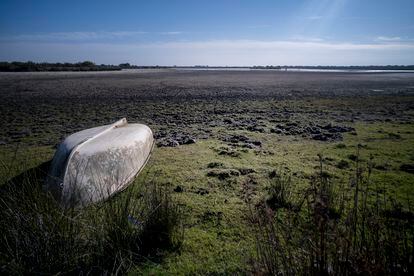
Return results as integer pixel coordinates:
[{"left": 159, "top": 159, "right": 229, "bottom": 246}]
[{"left": 2, "top": 61, "right": 414, "bottom": 67}]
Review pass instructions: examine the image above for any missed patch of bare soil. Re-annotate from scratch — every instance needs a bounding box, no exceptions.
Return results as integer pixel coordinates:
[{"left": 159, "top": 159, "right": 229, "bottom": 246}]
[{"left": 1, "top": 70, "right": 413, "bottom": 147}]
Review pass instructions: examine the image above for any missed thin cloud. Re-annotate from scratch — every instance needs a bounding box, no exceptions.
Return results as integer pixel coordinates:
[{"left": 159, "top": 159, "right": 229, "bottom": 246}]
[
  {"left": 159, "top": 31, "right": 183, "bottom": 35},
  {"left": 3, "top": 31, "right": 185, "bottom": 41},
  {"left": 248, "top": 24, "right": 272, "bottom": 29},
  {"left": 2, "top": 39, "right": 413, "bottom": 66},
  {"left": 376, "top": 36, "right": 401, "bottom": 41},
  {"left": 2, "top": 31, "right": 148, "bottom": 41},
  {"left": 307, "top": 16, "right": 323, "bottom": 20},
  {"left": 290, "top": 35, "right": 325, "bottom": 42},
  {"left": 147, "top": 40, "right": 414, "bottom": 52}
]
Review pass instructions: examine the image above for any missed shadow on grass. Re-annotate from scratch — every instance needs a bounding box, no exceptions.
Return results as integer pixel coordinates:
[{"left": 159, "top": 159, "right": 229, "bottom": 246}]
[
  {"left": 0, "top": 160, "right": 50, "bottom": 193},
  {"left": 0, "top": 160, "right": 183, "bottom": 275}
]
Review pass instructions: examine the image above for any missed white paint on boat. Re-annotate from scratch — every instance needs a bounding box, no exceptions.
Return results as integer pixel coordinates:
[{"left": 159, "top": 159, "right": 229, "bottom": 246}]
[{"left": 45, "top": 118, "right": 154, "bottom": 208}]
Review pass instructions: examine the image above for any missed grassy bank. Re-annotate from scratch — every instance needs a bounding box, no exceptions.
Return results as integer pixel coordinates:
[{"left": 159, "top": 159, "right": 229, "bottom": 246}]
[{"left": 1, "top": 121, "right": 412, "bottom": 274}]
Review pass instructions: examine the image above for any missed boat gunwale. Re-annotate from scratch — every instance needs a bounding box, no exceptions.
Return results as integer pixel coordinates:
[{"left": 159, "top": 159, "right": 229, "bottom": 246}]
[{"left": 62, "top": 118, "right": 128, "bottom": 188}]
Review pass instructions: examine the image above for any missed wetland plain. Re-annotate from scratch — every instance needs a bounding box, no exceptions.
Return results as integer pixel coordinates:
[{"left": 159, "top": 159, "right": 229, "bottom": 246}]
[{"left": 1, "top": 69, "right": 414, "bottom": 274}]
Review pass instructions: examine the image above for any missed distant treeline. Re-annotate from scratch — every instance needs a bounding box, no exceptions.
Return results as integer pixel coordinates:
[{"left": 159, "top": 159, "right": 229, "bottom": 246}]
[
  {"left": 2, "top": 61, "right": 414, "bottom": 72},
  {"left": 0, "top": 61, "right": 123, "bottom": 72},
  {"left": 251, "top": 65, "right": 414, "bottom": 70},
  {"left": 0, "top": 61, "right": 181, "bottom": 72}
]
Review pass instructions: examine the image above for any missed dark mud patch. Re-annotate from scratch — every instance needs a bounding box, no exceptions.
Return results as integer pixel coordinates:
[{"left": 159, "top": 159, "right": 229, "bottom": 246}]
[
  {"left": 271, "top": 122, "right": 355, "bottom": 141},
  {"left": 1, "top": 70, "right": 413, "bottom": 147},
  {"left": 207, "top": 169, "right": 241, "bottom": 180}
]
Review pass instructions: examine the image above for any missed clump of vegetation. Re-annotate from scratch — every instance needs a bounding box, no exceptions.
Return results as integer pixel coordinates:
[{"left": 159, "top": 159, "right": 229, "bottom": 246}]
[
  {"left": 0, "top": 161, "right": 183, "bottom": 274},
  {"left": 348, "top": 153, "right": 358, "bottom": 161},
  {"left": 238, "top": 168, "right": 256, "bottom": 175},
  {"left": 334, "top": 143, "right": 347, "bottom": 149},
  {"left": 400, "top": 164, "right": 414, "bottom": 174},
  {"left": 265, "top": 170, "right": 294, "bottom": 210},
  {"left": 216, "top": 146, "right": 241, "bottom": 158},
  {"left": 336, "top": 159, "right": 350, "bottom": 169},
  {"left": 388, "top": 132, "right": 402, "bottom": 139},
  {"left": 252, "top": 153, "right": 414, "bottom": 275},
  {"left": 207, "top": 161, "right": 225, "bottom": 168},
  {"left": 207, "top": 169, "right": 240, "bottom": 180}
]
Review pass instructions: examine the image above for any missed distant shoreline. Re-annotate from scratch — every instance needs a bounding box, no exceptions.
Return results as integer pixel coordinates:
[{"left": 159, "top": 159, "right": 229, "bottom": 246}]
[{"left": 1, "top": 61, "right": 414, "bottom": 72}]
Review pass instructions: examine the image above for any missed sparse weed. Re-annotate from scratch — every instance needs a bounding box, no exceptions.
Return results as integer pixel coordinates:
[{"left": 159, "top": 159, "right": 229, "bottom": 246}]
[{"left": 252, "top": 150, "right": 414, "bottom": 275}]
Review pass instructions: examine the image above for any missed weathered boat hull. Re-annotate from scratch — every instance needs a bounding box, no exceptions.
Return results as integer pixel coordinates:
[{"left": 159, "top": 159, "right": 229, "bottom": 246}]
[{"left": 45, "top": 118, "right": 154, "bottom": 208}]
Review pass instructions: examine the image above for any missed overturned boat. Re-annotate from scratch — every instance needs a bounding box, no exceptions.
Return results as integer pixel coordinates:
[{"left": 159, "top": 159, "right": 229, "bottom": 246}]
[{"left": 45, "top": 118, "right": 154, "bottom": 208}]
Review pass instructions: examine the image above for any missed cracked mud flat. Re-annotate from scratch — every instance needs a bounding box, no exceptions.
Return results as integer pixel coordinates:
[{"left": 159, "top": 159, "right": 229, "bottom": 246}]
[{"left": 1, "top": 69, "right": 413, "bottom": 148}]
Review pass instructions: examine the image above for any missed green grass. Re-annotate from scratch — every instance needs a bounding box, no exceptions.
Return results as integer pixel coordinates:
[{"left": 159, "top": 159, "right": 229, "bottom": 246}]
[
  {"left": 1, "top": 121, "right": 413, "bottom": 274},
  {"left": 0, "top": 160, "right": 183, "bottom": 274},
  {"left": 131, "top": 121, "right": 414, "bottom": 273}
]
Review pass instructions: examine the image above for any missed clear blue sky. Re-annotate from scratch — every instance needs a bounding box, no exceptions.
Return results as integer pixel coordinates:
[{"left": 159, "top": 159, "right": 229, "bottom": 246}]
[{"left": 1, "top": 0, "right": 413, "bottom": 65}]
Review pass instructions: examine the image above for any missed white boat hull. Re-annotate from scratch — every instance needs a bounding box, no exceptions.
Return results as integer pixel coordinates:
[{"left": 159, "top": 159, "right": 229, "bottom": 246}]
[{"left": 45, "top": 118, "right": 154, "bottom": 208}]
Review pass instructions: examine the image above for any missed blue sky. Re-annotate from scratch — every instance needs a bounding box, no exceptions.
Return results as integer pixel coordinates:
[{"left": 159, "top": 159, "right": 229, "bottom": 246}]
[{"left": 1, "top": 0, "right": 413, "bottom": 65}]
